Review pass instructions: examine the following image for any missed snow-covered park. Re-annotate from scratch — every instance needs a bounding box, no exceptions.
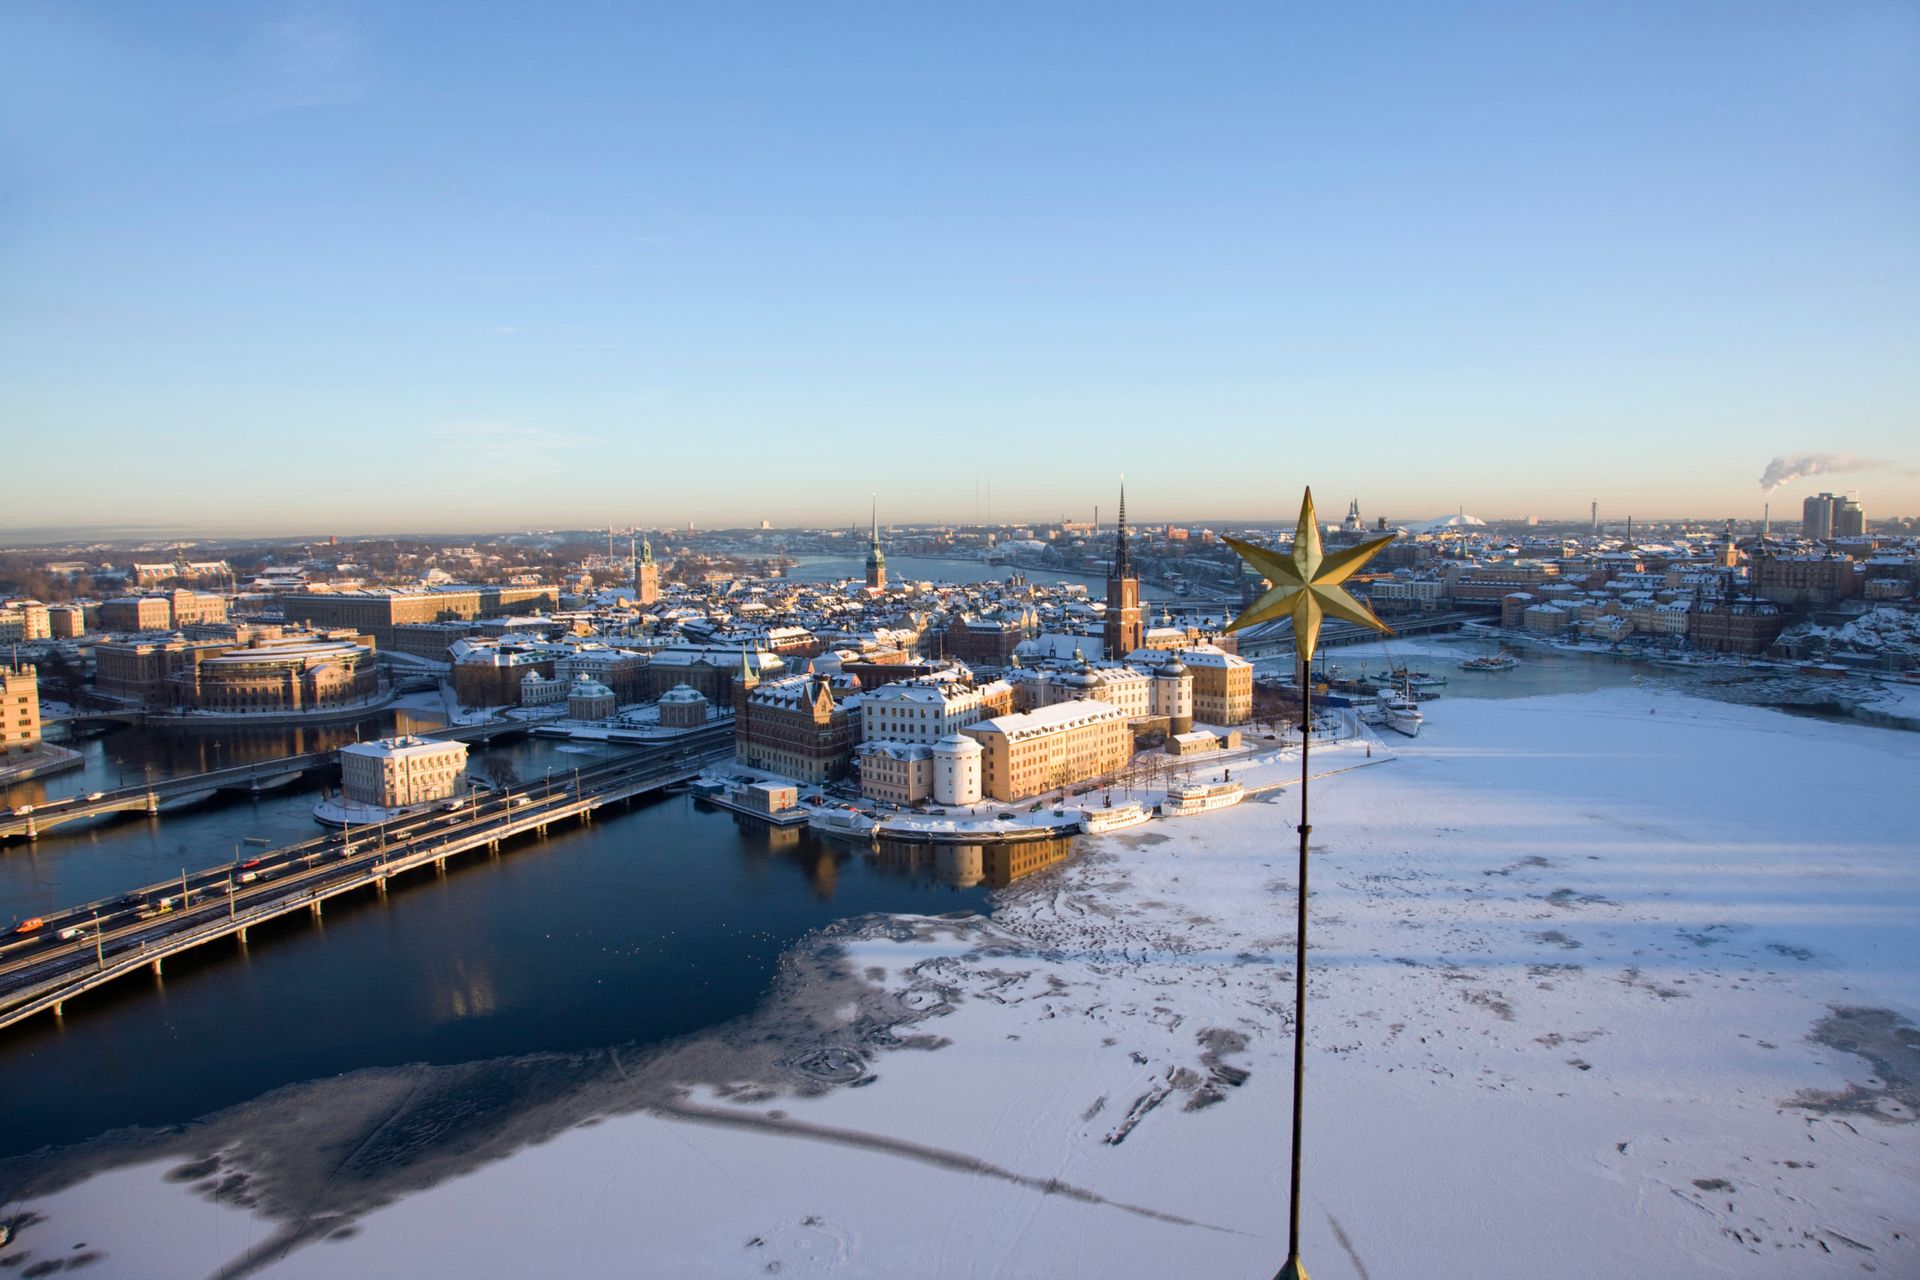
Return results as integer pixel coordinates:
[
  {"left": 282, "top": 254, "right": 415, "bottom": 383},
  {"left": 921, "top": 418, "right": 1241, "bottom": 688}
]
[{"left": 4, "top": 683, "right": 1916, "bottom": 1278}]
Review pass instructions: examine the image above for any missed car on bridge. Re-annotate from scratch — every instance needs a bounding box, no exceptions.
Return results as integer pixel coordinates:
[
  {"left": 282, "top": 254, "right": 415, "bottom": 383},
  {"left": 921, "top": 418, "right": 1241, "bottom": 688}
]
[{"left": 13, "top": 917, "right": 46, "bottom": 936}]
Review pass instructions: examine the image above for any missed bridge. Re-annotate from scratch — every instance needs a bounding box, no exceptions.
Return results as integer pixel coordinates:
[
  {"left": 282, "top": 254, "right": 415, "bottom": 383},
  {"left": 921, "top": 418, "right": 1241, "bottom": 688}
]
[
  {"left": 2, "top": 717, "right": 539, "bottom": 842},
  {"left": 1233, "top": 610, "right": 1484, "bottom": 661},
  {"left": 2, "top": 752, "right": 340, "bottom": 841},
  {"left": 0, "top": 736, "right": 734, "bottom": 1032}
]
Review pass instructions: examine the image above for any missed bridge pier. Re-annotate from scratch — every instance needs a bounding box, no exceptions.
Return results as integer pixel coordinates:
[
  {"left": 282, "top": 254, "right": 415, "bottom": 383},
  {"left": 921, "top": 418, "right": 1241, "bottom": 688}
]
[
  {"left": 238, "top": 926, "right": 248, "bottom": 944},
  {"left": 310, "top": 899, "right": 323, "bottom": 919},
  {"left": 376, "top": 877, "right": 387, "bottom": 896},
  {"left": 53, "top": 1001, "right": 62, "bottom": 1018},
  {"left": 146, "top": 792, "right": 159, "bottom": 815},
  {"left": 151, "top": 958, "right": 162, "bottom": 977},
  {"left": 435, "top": 857, "right": 447, "bottom": 875},
  {"left": 24, "top": 816, "right": 35, "bottom": 841}
]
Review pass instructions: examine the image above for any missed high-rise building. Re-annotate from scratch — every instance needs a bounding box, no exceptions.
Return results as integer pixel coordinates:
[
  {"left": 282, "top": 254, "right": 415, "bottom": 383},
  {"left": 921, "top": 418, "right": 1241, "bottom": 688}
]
[
  {"left": 2, "top": 663, "right": 42, "bottom": 759},
  {"left": 865, "top": 500, "right": 887, "bottom": 591},
  {"left": 1803, "top": 493, "right": 1835, "bottom": 540},
  {"left": 1801, "top": 492, "right": 1865, "bottom": 541},
  {"left": 1833, "top": 494, "right": 1866, "bottom": 538},
  {"left": 1103, "top": 482, "right": 1143, "bottom": 659}
]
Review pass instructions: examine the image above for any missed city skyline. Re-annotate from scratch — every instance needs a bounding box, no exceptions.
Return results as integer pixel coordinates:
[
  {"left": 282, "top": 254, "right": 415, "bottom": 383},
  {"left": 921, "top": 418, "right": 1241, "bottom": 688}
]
[{"left": 3, "top": 3, "right": 1915, "bottom": 533}]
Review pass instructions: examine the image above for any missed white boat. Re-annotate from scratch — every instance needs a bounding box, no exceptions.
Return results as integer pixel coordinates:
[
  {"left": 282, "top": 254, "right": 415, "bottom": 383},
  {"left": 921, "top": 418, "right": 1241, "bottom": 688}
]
[
  {"left": 1380, "top": 688, "right": 1424, "bottom": 737},
  {"left": 1078, "top": 801, "right": 1150, "bottom": 833}
]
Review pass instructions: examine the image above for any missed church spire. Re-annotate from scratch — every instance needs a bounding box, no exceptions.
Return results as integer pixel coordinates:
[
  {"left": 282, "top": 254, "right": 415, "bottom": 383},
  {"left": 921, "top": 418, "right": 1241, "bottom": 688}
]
[{"left": 1114, "top": 477, "right": 1131, "bottom": 577}]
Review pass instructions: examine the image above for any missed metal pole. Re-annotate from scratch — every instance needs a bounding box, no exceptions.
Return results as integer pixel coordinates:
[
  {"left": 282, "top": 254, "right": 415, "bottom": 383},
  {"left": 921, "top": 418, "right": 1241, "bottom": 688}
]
[
  {"left": 93, "top": 912, "right": 104, "bottom": 969},
  {"left": 1280, "top": 667, "right": 1311, "bottom": 1280}
]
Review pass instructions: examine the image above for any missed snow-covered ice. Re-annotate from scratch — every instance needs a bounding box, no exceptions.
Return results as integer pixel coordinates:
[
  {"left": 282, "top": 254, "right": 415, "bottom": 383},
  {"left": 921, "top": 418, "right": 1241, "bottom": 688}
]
[{"left": 4, "top": 685, "right": 1916, "bottom": 1278}]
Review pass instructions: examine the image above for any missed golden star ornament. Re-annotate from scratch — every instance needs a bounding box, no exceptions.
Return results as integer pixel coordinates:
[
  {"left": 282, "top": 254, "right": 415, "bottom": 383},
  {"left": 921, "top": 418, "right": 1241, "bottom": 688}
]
[{"left": 1223, "top": 487, "right": 1396, "bottom": 664}]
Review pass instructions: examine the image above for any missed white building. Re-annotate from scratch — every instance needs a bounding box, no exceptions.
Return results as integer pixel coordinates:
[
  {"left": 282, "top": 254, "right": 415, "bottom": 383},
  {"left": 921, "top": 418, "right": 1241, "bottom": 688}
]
[
  {"left": 340, "top": 736, "right": 469, "bottom": 808},
  {"left": 858, "top": 673, "right": 1012, "bottom": 746},
  {"left": 932, "top": 733, "right": 983, "bottom": 805},
  {"left": 520, "top": 670, "right": 566, "bottom": 706}
]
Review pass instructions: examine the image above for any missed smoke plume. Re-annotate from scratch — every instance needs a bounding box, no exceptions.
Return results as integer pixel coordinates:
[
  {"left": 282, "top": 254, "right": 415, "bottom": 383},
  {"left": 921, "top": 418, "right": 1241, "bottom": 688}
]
[{"left": 1758, "top": 453, "right": 1895, "bottom": 494}]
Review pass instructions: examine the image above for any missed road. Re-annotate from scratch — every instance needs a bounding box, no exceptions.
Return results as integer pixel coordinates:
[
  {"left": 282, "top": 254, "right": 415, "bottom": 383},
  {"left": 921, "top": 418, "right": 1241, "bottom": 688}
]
[{"left": 0, "top": 726, "right": 734, "bottom": 1029}]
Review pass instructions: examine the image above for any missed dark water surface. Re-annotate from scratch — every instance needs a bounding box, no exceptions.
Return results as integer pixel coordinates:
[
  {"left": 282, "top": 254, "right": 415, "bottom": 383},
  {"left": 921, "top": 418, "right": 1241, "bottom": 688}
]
[{"left": 0, "top": 729, "right": 991, "bottom": 1159}]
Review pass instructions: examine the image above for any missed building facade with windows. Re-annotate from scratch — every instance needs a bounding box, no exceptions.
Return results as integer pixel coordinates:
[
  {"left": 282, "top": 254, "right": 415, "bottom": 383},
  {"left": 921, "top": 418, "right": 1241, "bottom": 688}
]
[
  {"left": 963, "top": 699, "right": 1131, "bottom": 802},
  {"left": 340, "top": 736, "right": 469, "bottom": 808}
]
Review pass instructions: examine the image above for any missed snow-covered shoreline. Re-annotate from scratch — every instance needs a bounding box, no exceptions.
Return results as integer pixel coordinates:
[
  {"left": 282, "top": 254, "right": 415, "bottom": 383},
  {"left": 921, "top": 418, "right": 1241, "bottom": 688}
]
[{"left": 4, "top": 684, "right": 1916, "bottom": 1278}]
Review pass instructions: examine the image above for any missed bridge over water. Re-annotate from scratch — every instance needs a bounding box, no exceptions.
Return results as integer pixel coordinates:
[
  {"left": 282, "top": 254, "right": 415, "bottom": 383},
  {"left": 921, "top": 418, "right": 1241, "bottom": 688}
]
[
  {"left": 3, "top": 717, "right": 536, "bottom": 842},
  {"left": 0, "top": 736, "right": 732, "bottom": 1032}
]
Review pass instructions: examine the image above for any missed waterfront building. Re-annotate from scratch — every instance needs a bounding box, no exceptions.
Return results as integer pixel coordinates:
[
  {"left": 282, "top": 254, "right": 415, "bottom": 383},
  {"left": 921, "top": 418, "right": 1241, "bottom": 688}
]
[
  {"left": 452, "top": 641, "right": 557, "bottom": 707},
  {"left": 340, "top": 736, "right": 469, "bottom": 808},
  {"left": 2, "top": 663, "right": 41, "bottom": 758},
  {"left": 963, "top": 699, "right": 1132, "bottom": 802},
  {"left": 175, "top": 639, "right": 379, "bottom": 714},
  {"left": 734, "top": 671, "right": 863, "bottom": 784},
  {"left": 932, "top": 733, "right": 983, "bottom": 805},
  {"left": 94, "top": 637, "right": 233, "bottom": 705},
  {"left": 858, "top": 741, "right": 931, "bottom": 805},
  {"left": 1687, "top": 599, "right": 1786, "bottom": 656},
  {"left": 657, "top": 683, "right": 711, "bottom": 728},
  {"left": 519, "top": 670, "right": 566, "bottom": 706},
  {"left": 1103, "top": 483, "right": 1144, "bottom": 659},
  {"left": 566, "top": 674, "right": 618, "bottom": 721},
  {"left": 856, "top": 732, "right": 985, "bottom": 807}
]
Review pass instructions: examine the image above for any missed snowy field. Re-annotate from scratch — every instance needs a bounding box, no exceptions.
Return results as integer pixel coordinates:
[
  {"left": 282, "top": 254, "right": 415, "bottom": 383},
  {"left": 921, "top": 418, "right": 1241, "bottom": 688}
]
[{"left": 4, "top": 684, "right": 1917, "bottom": 1278}]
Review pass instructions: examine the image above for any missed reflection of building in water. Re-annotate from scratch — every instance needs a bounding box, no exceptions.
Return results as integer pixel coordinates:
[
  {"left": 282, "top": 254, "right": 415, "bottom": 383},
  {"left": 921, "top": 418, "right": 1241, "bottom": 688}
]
[
  {"left": 432, "top": 956, "right": 498, "bottom": 1022},
  {"left": 765, "top": 824, "right": 802, "bottom": 850},
  {"left": 869, "top": 841, "right": 935, "bottom": 881},
  {"left": 934, "top": 844, "right": 984, "bottom": 888},
  {"left": 984, "top": 840, "right": 1074, "bottom": 888},
  {"left": 805, "top": 845, "right": 840, "bottom": 898}
]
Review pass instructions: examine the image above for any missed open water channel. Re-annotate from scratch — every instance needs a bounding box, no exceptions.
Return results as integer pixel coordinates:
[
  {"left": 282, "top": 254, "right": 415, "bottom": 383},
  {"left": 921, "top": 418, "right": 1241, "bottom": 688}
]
[
  {"left": 0, "top": 632, "right": 1639, "bottom": 1163},
  {"left": 0, "top": 713, "right": 996, "bottom": 1159}
]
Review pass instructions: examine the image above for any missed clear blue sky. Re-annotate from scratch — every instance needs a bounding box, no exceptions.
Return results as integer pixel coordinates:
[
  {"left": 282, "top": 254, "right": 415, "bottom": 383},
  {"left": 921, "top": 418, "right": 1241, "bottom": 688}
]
[{"left": 2, "top": 2, "right": 1915, "bottom": 535}]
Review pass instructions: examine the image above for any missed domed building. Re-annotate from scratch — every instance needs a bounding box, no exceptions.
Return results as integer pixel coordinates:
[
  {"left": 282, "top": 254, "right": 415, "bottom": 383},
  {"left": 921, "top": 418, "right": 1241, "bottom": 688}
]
[
  {"left": 1153, "top": 657, "right": 1194, "bottom": 734},
  {"left": 657, "top": 682, "right": 710, "bottom": 729},
  {"left": 567, "top": 673, "right": 617, "bottom": 721}
]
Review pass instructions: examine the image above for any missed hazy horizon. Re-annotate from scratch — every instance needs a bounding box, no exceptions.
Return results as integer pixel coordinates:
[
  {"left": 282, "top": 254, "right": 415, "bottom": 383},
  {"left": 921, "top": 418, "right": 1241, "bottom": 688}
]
[{"left": 3, "top": 3, "right": 1915, "bottom": 534}]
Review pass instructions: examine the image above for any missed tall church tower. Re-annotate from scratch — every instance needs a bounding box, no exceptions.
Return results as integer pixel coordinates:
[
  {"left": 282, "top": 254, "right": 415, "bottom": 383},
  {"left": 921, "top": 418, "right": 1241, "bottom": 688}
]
[
  {"left": 1104, "top": 480, "right": 1144, "bottom": 659},
  {"left": 865, "top": 498, "right": 887, "bottom": 591},
  {"left": 635, "top": 534, "right": 660, "bottom": 605}
]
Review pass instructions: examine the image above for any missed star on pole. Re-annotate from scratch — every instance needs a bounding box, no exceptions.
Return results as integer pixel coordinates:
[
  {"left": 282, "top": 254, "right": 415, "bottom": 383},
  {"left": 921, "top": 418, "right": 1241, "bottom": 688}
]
[{"left": 1223, "top": 488, "right": 1396, "bottom": 661}]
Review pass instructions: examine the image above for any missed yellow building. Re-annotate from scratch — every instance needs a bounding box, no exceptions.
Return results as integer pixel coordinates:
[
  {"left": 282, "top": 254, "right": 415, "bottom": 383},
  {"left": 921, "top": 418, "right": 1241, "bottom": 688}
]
[
  {"left": 963, "top": 699, "right": 1131, "bottom": 802},
  {"left": 1176, "top": 645, "right": 1253, "bottom": 726},
  {"left": 2, "top": 663, "right": 42, "bottom": 759}
]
